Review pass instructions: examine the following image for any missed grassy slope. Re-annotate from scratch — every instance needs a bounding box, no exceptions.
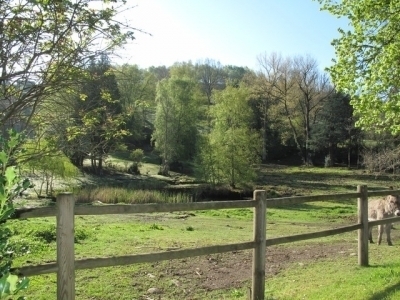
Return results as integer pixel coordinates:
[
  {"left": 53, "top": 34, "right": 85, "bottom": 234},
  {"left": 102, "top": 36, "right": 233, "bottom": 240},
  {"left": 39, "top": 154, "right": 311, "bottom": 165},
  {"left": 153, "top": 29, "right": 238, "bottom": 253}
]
[{"left": 11, "top": 164, "right": 400, "bottom": 299}]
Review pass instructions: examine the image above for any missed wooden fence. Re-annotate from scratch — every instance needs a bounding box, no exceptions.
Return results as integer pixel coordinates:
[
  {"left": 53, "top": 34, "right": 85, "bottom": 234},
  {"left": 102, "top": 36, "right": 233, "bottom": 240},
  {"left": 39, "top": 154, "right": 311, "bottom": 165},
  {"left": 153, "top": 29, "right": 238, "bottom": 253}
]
[{"left": 10, "top": 185, "right": 400, "bottom": 300}]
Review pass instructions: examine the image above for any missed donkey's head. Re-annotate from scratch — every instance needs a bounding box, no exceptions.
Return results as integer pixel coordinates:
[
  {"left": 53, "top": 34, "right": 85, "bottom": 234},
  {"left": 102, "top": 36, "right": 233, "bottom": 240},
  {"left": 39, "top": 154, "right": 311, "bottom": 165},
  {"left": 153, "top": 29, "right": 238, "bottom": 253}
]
[{"left": 386, "top": 195, "right": 400, "bottom": 217}]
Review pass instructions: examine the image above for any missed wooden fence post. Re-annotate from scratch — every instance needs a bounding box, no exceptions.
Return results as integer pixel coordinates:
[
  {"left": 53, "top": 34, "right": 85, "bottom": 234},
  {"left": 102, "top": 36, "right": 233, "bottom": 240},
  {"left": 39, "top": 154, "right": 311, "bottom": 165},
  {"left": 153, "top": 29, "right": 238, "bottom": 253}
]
[
  {"left": 357, "top": 185, "right": 369, "bottom": 267},
  {"left": 252, "top": 190, "right": 266, "bottom": 300},
  {"left": 56, "top": 193, "right": 75, "bottom": 300}
]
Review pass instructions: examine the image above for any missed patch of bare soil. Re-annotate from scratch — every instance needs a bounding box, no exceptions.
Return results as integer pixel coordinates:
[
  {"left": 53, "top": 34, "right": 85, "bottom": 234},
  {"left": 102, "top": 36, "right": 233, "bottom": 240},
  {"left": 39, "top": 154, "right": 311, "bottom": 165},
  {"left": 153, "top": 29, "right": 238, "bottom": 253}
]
[{"left": 140, "top": 242, "right": 356, "bottom": 299}]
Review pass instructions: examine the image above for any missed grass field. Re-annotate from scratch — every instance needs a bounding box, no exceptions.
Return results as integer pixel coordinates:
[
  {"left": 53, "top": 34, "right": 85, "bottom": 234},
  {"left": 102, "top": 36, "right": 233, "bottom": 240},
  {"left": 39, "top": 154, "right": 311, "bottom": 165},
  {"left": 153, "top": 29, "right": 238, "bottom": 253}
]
[{"left": 10, "top": 164, "right": 400, "bottom": 299}]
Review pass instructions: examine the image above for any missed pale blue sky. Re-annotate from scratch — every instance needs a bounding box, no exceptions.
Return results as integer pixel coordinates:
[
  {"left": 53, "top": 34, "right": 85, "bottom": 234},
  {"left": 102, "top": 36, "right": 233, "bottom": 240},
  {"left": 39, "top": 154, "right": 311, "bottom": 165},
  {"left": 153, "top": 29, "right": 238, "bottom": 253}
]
[{"left": 115, "top": 0, "right": 349, "bottom": 71}]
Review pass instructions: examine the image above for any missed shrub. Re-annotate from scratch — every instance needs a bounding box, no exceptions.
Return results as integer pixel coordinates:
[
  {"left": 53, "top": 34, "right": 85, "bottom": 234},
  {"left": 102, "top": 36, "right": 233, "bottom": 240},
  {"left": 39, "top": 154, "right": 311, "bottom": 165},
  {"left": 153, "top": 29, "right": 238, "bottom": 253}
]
[
  {"left": 130, "top": 149, "right": 144, "bottom": 164},
  {"left": 126, "top": 149, "right": 145, "bottom": 175},
  {"left": 33, "top": 225, "right": 57, "bottom": 243},
  {"left": 127, "top": 163, "right": 140, "bottom": 175},
  {"left": 0, "top": 130, "right": 30, "bottom": 297},
  {"left": 32, "top": 225, "right": 90, "bottom": 244}
]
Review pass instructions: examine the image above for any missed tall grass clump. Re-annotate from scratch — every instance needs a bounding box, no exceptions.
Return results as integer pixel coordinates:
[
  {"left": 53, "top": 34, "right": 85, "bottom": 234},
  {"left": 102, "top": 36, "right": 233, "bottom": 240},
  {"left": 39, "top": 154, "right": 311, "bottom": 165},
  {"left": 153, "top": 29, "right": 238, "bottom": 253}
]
[{"left": 73, "top": 186, "right": 193, "bottom": 204}]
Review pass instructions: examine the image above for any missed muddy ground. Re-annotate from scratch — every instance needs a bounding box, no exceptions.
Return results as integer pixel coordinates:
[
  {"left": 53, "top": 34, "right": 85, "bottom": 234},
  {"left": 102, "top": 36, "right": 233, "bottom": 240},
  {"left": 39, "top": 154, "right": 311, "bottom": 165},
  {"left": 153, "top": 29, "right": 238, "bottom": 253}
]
[{"left": 134, "top": 241, "right": 359, "bottom": 299}]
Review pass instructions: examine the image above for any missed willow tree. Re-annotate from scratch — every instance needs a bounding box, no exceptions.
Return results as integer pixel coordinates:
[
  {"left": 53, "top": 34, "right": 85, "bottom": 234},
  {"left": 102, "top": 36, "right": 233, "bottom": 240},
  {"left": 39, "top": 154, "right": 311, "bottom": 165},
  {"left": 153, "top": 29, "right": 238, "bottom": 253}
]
[{"left": 317, "top": 0, "right": 400, "bottom": 134}]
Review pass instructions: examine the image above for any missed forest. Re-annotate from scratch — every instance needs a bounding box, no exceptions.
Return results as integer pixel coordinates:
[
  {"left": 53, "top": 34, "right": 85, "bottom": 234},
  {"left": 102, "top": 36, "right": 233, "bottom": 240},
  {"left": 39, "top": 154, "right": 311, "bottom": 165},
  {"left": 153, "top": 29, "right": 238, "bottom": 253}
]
[{"left": 4, "top": 52, "right": 400, "bottom": 190}]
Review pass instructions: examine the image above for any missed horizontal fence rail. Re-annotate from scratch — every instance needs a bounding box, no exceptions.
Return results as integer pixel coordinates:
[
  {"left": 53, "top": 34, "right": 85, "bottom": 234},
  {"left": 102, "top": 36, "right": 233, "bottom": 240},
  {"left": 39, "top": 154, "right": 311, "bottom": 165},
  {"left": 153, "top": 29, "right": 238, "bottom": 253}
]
[
  {"left": 266, "top": 223, "right": 362, "bottom": 246},
  {"left": 13, "top": 189, "right": 400, "bottom": 220},
  {"left": 13, "top": 199, "right": 256, "bottom": 219},
  {"left": 368, "top": 217, "right": 400, "bottom": 227},
  {"left": 14, "top": 241, "right": 256, "bottom": 277},
  {"left": 10, "top": 187, "right": 400, "bottom": 300}
]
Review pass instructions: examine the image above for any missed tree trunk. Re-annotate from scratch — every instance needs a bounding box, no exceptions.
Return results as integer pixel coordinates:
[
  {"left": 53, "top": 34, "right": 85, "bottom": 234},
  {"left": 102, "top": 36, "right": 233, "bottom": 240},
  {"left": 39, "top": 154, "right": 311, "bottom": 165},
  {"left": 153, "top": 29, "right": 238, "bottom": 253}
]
[
  {"left": 328, "top": 142, "right": 335, "bottom": 167},
  {"left": 348, "top": 144, "right": 351, "bottom": 169},
  {"left": 261, "top": 121, "right": 267, "bottom": 162}
]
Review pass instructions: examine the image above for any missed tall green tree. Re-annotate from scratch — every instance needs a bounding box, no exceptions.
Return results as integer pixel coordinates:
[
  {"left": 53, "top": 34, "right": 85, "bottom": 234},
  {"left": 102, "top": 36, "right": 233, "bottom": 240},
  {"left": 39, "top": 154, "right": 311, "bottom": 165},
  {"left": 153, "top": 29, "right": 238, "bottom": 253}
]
[
  {"left": 309, "top": 92, "right": 358, "bottom": 167},
  {"left": 152, "top": 76, "right": 199, "bottom": 175},
  {"left": 198, "top": 86, "right": 261, "bottom": 187},
  {"left": 0, "top": 0, "right": 136, "bottom": 132},
  {"left": 115, "top": 64, "right": 157, "bottom": 147},
  {"left": 66, "top": 54, "right": 126, "bottom": 172},
  {"left": 316, "top": 0, "right": 400, "bottom": 134}
]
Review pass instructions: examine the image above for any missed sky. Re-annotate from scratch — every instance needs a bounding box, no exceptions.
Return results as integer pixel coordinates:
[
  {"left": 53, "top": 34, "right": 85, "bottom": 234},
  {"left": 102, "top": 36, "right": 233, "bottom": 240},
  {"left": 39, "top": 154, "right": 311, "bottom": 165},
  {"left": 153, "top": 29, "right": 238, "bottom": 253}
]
[{"left": 113, "top": 0, "right": 349, "bottom": 72}]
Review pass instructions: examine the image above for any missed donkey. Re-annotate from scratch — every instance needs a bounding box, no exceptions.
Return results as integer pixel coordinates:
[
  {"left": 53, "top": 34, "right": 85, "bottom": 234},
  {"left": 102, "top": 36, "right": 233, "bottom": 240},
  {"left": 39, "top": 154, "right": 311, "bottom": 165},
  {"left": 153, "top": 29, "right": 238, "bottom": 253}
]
[{"left": 368, "top": 194, "right": 400, "bottom": 245}]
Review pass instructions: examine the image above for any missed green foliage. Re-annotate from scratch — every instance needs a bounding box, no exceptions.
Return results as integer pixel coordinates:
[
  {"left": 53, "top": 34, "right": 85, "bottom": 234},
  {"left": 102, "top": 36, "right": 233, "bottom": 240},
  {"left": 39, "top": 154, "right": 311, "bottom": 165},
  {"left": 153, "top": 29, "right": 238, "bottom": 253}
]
[
  {"left": 152, "top": 76, "right": 200, "bottom": 173},
  {"left": 0, "top": 131, "right": 29, "bottom": 298},
  {"left": 0, "top": 0, "right": 135, "bottom": 130},
  {"left": 115, "top": 64, "right": 157, "bottom": 147},
  {"left": 309, "top": 92, "right": 359, "bottom": 165},
  {"left": 317, "top": 0, "right": 400, "bottom": 134},
  {"left": 30, "top": 224, "right": 90, "bottom": 244},
  {"left": 130, "top": 149, "right": 144, "bottom": 163},
  {"left": 64, "top": 54, "right": 127, "bottom": 171},
  {"left": 21, "top": 139, "right": 79, "bottom": 196},
  {"left": 126, "top": 149, "right": 144, "bottom": 175},
  {"left": 197, "top": 86, "right": 261, "bottom": 187}
]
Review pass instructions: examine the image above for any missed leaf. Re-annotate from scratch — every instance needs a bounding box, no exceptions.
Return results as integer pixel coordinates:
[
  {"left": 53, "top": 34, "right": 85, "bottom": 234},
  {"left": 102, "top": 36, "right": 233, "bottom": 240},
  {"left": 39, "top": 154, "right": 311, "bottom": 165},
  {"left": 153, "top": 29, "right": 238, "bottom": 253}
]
[
  {"left": 0, "top": 273, "right": 11, "bottom": 297},
  {"left": 0, "top": 152, "right": 7, "bottom": 166},
  {"left": 4, "top": 167, "right": 16, "bottom": 188},
  {"left": 0, "top": 273, "right": 29, "bottom": 297},
  {"left": 0, "top": 205, "right": 15, "bottom": 222},
  {"left": 11, "top": 277, "right": 29, "bottom": 295},
  {"left": 22, "top": 179, "right": 31, "bottom": 190}
]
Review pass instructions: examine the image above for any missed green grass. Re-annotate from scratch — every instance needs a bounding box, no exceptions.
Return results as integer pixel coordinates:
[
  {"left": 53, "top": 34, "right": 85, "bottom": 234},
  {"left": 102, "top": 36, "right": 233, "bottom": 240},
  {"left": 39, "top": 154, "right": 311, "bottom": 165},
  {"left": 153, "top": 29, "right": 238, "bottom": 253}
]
[
  {"left": 264, "top": 254, "right": 400, "bottom": 300},
  {"left": 10, "top": 164, "right": 400, "bottom": 299},
  {"left": 72, "top": 185, "right": 193, "bottom": 204}
]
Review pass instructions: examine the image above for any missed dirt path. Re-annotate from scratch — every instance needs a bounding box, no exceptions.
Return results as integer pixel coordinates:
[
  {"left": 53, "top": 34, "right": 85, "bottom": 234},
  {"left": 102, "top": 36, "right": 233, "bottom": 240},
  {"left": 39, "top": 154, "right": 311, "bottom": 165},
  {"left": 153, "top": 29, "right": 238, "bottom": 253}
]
[{"left": 138, "top": 241, "right": 357, "bottom": 299}]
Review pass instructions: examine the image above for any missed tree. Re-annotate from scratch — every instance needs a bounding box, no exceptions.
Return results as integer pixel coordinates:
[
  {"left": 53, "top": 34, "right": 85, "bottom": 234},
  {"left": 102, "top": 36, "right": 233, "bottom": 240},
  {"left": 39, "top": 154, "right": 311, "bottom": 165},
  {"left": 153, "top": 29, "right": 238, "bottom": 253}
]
[
  {"left": 256, "top": 53, "right": 306, "bottom": 162},
  {"left": 259, "top": 53, "right": 332, "bottom": 165},
  {"left": 65, "top": 54, "right": 126, "bottom": 172},
  {"left": 316, "top": 0, "right": 400, "bottom": 134},
  {"left": 0, "top": 0, "right": 136, "bottom": 132},
  {"left": 196, "top": 59, "right": 225, "bottom": 105},
  {"left": 224, "top": 65, "right": 249, "bottom": 87},
  {"left": 253, "top": 52, "right": 289, "bottom": 162},
  {"left": 21, "top": 139, "right": 79, "bottom": 196},
  {"left": 152, "top": 76, "right": 200, "bottom": 175},
  {"left": 115, "top": 64, "right": 157, "bottom": 147},
  {"left": 309, "top": 92, "right": 356, "bottom": 166},
  {"left": 197, "top": 86, "right": 260, "bottom": 188},
  {"left": 292, "top": 55, "right": 333, "bottom": 165},
  {"left": 148, "top": 65, "right": 170, "bottom": 82}
]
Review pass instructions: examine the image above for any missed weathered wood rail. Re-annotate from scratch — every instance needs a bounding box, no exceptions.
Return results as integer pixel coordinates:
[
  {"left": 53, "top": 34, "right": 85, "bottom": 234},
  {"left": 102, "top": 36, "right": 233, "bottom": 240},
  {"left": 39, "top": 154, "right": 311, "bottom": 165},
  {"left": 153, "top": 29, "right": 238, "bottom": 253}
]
[{"left": 10, "top": 185, "right": 400, "bottom": 300}]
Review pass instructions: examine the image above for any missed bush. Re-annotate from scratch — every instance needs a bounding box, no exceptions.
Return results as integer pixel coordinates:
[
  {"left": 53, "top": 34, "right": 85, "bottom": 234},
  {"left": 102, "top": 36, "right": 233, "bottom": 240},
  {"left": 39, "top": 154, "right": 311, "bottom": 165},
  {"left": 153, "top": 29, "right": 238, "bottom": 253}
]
[
  {"left": 32, "top": 225, "right": 90, "bottom": 244},
  {"left": 127, "top": 163, "right": 140, "bottom": 175},
  {"left": 130, "top": 149, "right": 144, "bottom": 163},
  {"left": 0, "top": 130, "right": 30, "bottom": 297}
]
